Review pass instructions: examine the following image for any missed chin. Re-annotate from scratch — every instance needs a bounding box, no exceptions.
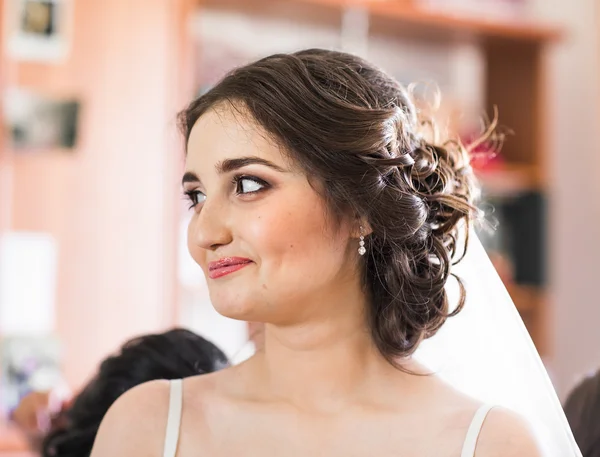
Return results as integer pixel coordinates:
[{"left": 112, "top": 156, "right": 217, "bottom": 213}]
[{"left": 210, "top": 292, "right": 261, "bottom": 321}]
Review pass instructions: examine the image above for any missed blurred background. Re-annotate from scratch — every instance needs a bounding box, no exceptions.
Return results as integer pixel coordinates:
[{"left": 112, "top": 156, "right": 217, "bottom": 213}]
[{"left": 0, "top": 0, "right": 598, "bottom": 454}]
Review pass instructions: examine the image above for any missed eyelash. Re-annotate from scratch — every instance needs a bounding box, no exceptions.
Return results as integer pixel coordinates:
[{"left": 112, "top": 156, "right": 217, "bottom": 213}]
[
  {"left": 183, "top": 174, "right": 270, "bottom": 210},
  {"left": 183, "top": 190, "right": 202, "bottom": 210}
]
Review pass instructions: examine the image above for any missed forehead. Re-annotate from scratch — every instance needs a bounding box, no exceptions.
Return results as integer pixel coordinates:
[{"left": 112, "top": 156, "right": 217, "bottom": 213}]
[{"left": 186, "top": 106, "right": 286, "bottom": 169}]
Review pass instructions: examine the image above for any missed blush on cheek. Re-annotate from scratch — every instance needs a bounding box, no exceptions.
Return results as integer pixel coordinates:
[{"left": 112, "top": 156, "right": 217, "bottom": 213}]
[
  {"left": 246, "top": 205, "right": 327, "bottom": 260},
  {"left": 247, "top": 199, "right": 345, "bottom": 287}
]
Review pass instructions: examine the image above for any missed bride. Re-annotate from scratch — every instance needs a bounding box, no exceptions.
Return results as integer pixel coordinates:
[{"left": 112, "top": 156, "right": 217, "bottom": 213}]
[{"left": 91, "top": 49, "right": 580, "bottom": 457}]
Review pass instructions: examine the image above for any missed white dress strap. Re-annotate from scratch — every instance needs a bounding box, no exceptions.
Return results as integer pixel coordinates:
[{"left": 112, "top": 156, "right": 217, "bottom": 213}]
[
  {"left": 460, "top": 404, "right": 495, "bottom": 457},
  {"left": 163, "top": 379, "right": 183, "bottom": 457}
]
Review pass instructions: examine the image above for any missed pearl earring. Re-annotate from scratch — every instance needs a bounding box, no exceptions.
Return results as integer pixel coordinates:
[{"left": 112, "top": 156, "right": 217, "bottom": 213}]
[{"left": 358, "top": 226, "right": 366, "bottom": 256}]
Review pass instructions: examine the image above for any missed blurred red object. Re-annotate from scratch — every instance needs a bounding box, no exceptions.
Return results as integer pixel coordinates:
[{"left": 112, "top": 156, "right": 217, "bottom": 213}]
[{"left": 460, "top": 128, "right": 504, "bottom": 172}]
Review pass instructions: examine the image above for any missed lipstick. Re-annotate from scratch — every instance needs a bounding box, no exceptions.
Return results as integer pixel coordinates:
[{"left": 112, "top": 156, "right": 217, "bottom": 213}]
[{"left": 207, "top": 257, "right": 252, "bottom": 279}]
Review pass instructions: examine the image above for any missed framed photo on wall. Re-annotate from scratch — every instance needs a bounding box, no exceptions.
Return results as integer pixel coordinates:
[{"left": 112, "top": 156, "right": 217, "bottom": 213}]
[
  {"left": 2, "top": 87, "right": 81, "bottom": 150},
  {"left": 3, "top": 0, "right": 73, "bottom": 62}
]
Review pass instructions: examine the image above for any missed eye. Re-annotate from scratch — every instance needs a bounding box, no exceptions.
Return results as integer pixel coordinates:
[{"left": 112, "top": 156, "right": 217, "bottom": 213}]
[
  {"left": 184, "top": 190, "right": 206, "bottom": 210},
  {"left": 234, "top": 175, "right": 269, "bottom": 195}
]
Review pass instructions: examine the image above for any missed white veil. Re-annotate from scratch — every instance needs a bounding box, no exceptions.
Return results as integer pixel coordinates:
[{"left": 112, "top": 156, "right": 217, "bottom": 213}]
[{"left": 414, "top": 233, "right": 582, "bottom": 456}]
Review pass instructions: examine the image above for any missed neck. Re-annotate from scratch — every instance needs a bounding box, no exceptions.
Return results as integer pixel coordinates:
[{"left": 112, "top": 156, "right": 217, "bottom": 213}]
[{"left": 248, "top": 283, "right": 400, "bottom": 412}]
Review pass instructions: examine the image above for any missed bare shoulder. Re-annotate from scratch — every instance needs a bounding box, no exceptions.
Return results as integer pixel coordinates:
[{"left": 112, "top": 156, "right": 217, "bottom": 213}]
[
  {"left": 416, "top": 374, "right": 543, "bottom": 456},
  {"left": 179, "top": 366, "right": 243, "bottom": 421},
  {"left": 90, "top": 379, "right": 171, "bottom": 457},
  {"left": 475, "top": 407, "right": 543, "bottom": 457}
]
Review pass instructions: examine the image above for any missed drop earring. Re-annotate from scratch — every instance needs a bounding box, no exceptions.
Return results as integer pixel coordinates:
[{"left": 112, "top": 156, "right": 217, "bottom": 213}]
[{"left": 358, "top": 226, "right": 366, "bottom": 256}]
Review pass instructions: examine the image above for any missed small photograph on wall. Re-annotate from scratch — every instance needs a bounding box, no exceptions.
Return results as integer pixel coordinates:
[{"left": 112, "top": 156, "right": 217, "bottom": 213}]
[
  {"left": 3, "top": 0, "right": 72, "bottom": 62},
  {"left": 0, "top": 336, "right": 63, "bottom": 418},
  {"left": 2, "top": 87, "right": 81, "bottom": 151}
]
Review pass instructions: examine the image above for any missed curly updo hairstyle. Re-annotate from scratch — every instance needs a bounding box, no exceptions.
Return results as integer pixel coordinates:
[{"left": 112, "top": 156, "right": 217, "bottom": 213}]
[{"left": 178, "top": 49, "right": 481, "bottom": 366}]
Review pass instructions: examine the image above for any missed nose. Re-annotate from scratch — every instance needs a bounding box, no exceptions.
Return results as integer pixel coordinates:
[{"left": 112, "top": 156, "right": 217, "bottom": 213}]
[{"left": 188, "top": 199, "right": 233, "bottom": 251}]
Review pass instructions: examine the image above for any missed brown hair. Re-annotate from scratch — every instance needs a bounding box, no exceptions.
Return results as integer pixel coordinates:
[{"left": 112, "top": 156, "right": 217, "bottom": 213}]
[{"left": 179, "top": 49, "right": 480, "bottom": 366}]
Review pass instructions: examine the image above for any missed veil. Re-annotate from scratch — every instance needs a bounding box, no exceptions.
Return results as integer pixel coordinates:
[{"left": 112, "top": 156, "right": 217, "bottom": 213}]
[{"left": 413, "top": 232, "right": 582, "bottom": 456}]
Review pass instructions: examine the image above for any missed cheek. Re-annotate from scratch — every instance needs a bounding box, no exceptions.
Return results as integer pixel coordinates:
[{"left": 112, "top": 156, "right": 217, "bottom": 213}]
[{"left": 244, "top": 196, "right": 349, "bottom": 282}]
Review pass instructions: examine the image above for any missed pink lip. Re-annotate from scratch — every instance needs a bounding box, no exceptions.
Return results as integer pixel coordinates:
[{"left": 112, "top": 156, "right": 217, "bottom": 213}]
[{"left": 207, "top": 257, "right": 253, "bottom": 279}]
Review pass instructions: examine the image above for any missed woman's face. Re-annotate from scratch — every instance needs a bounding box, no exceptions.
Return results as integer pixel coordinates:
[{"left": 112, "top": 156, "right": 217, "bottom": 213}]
[{"left": 183, "top": 106, "right": 360, "bottom": 325}]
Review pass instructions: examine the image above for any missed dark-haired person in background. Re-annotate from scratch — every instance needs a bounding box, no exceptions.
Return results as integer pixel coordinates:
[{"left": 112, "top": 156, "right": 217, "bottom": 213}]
[
  {"left": 564, "top": 368, "right": 600, "bottom": 457},
  {"left": 12, "top": 328, "right": 228, "bottom": 457}
]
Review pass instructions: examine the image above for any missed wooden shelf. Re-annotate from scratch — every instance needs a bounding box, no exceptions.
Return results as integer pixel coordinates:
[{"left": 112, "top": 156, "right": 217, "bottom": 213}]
[
  {"left": 199, "top": 0, "right": 563, "bottom": 44},
  {"left": 475, "top": 163, "right": 540, "bottom": 196},
  {"left": 313, "top": 0, "right": 561, "bottom": 42},
  {"left": 506, "top": 283, "right": 544, "bottom": 313}
]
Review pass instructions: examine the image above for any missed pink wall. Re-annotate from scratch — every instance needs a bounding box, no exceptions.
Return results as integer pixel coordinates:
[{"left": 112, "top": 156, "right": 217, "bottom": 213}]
[{"left": 2, "top": 0, "right": 195, "bottom": 388}]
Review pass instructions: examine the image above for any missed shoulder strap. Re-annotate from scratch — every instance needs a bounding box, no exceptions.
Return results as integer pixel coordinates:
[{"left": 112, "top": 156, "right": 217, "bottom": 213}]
[
  {"left": 163, "top": 379, "right": 183, "bottom": 457},
  {"left": 460, "top": 404, "right": 495, "bottom": 457}
]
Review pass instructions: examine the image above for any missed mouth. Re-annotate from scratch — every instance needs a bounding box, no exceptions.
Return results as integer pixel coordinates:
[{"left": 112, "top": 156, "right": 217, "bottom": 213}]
[{"left": 207, "top": 257, "right": 253, "bottom": 279}]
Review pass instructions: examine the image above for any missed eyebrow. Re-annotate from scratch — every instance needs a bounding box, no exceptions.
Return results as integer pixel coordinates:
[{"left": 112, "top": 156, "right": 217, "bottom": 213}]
[
  {"left": 181, "top": 172, "right": 199, "bottom": 185},
  {"left": 216, "top": 156, "right": 287, "bottom": 174},
  {"left": 181, "top": 156, "right": 287, "bottom": 186}
]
